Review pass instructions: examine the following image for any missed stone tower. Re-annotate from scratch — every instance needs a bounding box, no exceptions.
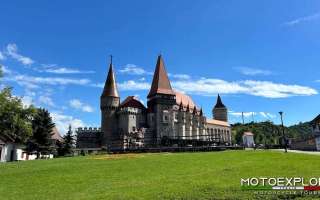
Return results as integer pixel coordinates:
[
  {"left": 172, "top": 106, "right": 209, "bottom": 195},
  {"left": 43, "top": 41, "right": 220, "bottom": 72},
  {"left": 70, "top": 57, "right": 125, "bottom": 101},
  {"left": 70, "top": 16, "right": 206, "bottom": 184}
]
[
  {"left": 147, "top": 55, "right": 176, "bottom": 141},
  {"left": 100, "top": 57, "right": 120, "bottom": 149},
  {"left": 212, "top": 94, "right": 228, "bottom": 122}
]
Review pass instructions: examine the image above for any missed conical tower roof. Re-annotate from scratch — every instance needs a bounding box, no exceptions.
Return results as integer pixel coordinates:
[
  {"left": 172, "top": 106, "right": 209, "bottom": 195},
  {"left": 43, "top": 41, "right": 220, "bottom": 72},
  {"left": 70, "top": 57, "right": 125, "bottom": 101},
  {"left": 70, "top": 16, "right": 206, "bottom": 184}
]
[
  {"left": 179, "top": 101, "right": 183, "bottom": 111},
  {"left": 101, "top": 58, "right": 119, "bottom": 98},
  {"left": 147, "top": 55, "right": 174, "bottom": 98},
  {"left": 193, "top": 105, "right": 197, "bottom": 114},
  {"left": 200, "top": 108, "right": 203, "bottom": 116},
  {"left": 186, "top": 103, "right": 190, "bottom": 112},
  {"left": 214, "top": 94, "right": 226, "bottom": 108}
]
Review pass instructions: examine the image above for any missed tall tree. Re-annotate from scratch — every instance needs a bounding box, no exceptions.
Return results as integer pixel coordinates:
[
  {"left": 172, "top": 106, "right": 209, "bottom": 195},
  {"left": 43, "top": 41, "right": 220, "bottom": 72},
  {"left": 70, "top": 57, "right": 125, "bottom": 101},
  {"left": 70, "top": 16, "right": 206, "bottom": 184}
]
[
  {"left": 28, "top": 108, "right": 55, "bottom": 158},
  {"left": 0, "top": 87, "right": 35, "bottom": 143},
  {"left": 63, "top": 124, "right": 74, "bottom": 156}
]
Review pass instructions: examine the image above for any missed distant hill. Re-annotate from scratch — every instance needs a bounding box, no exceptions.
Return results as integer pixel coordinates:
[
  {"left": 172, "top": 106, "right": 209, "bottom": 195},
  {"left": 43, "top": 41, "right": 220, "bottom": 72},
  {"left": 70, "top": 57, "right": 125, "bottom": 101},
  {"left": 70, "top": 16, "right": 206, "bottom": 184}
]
[
  {"left": 288, "top": 121, "right": 313, "bottom": 140},
  {"left": 231, "top": 121, "right": 313, "bottom": 146}
]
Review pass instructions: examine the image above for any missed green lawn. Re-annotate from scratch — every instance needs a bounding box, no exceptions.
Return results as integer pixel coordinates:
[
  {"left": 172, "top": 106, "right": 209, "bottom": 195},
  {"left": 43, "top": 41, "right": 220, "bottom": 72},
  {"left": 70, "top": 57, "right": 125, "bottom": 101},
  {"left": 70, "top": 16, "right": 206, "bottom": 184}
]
[{"left": 1, "top": 150, "right": 320, "bottom": 200}]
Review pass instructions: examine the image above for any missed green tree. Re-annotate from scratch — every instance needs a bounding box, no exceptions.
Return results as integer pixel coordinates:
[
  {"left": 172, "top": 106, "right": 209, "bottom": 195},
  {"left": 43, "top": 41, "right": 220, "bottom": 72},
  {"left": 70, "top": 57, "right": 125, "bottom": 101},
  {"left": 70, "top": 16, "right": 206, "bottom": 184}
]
[
  {"left": 63, "top": 125, "right": 74, "bottom": 156},
  {"left": 28, "top": 108, "right": 55, "bottom": 158},
  {"left": 0, "top": 87, "right": 35, "bottom": 143}
]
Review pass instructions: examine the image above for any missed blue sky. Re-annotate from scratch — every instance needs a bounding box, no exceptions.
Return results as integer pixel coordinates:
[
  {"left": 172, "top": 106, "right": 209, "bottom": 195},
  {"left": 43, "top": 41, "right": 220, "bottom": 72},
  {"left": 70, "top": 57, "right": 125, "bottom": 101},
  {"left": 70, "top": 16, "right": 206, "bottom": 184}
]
[{"left": 1, "top": 1, "right": 320, "bottom": 134}]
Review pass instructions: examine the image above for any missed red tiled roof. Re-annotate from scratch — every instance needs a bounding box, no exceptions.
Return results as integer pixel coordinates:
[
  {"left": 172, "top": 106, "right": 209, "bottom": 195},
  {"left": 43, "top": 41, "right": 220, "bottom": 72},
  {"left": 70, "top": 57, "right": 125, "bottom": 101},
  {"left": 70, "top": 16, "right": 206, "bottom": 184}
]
[
  {"left": 206, "top": 119, "right": 230, "bottom": 127},
  {"left": 120, "top": 96, "right": 146, "bottom": 110},
  {"left": 51, "top": 127, "right": 63, "bottom": 142},
  {"left": 175, "top": 91, "right": 199, "bottom": 112}
]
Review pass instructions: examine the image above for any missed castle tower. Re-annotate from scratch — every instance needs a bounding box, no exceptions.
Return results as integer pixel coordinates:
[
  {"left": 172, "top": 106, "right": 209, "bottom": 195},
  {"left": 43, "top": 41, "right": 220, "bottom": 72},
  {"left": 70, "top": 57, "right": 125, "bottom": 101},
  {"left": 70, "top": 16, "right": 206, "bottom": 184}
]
[
  {"left": 185, "top": 103, "right": 192, "bottom": 139},
  {"left": 147, "top": 55, "right": 176, "bottom": 142},
  {"left": 100, "top": 56, "right": 120, "bottom": 149},
  {"left": 212, "top": 94, "right": 228, "bottom": 122},
  {"left": 177, "top": 101, "right": 186, "bottom": 139}
]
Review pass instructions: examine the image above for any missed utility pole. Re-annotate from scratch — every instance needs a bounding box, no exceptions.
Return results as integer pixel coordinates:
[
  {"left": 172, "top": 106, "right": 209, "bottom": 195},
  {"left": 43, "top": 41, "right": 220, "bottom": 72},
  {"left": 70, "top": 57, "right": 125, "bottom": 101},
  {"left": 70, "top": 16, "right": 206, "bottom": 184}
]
[{"left": 279, "top": 111, "right": 287, "bottom": 153}]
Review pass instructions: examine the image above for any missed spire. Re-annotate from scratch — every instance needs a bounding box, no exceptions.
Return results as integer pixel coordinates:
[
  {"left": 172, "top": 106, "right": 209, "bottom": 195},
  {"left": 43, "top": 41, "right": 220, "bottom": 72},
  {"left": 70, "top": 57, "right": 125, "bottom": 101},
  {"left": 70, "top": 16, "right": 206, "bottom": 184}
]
[
  {"left": 179, "top": 101, "right": 183, "bottom": 111},
  {"left": 214, "top": 94, "right": 226, "bottom": 108},
  {"left": 186, "top": 103, "right": 190, "bottom": 112},
  {"left": 147, "top": 55, "right": 174, "bottom": 98},
  {"left": 193, "top": 105, "right": 197, "bottom": 115},
  {"left": 200, "top": 107, "right": 203, "bottom": 116},
  {"left": 101, "top": 56, "right": 119, "bottom": 98}
]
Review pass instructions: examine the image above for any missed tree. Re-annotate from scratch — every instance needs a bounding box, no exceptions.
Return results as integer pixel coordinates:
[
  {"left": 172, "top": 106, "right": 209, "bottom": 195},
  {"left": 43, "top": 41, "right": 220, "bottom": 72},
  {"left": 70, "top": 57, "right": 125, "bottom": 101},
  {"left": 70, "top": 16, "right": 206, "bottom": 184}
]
[
  {"left": 63, "top": 125, "right": 74, "bottom": 156},
  {"left": 0, "top": 87, "right": 36, "bottom": 143},
  {"left": 28, "top": 108, "right": 55, "bottom": 158}
]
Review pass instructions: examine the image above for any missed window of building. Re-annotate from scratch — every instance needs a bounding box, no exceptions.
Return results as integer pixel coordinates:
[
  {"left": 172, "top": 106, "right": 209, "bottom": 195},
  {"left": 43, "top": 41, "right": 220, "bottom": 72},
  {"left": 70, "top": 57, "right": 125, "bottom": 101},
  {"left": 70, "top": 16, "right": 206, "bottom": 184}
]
[{"left": 132, "top": 126, "right": 136, "bottom": 131}]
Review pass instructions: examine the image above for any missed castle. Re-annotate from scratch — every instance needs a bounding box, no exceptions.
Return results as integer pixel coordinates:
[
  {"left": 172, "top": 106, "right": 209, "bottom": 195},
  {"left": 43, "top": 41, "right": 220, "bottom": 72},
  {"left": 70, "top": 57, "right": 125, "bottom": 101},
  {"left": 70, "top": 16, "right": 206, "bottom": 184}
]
[{"left": 76, "top": 55, "right": 232, "bottom": 151}]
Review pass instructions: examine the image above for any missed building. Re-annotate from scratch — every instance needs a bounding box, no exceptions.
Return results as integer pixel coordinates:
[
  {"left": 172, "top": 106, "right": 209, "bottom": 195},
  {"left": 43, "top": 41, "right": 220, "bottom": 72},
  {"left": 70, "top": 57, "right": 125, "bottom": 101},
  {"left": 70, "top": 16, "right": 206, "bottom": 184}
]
[
  {"left": 291, "top": 115, "right": 320, "bottom": 151},
  {"left": 76, "top": 55, "right": 232, "bottom": 151},
  {"left": 0, "top": 127, "right": 63, "bottom": 162},
  {"left": 242, "top": 132, "right": 255, "bottom": 148}
]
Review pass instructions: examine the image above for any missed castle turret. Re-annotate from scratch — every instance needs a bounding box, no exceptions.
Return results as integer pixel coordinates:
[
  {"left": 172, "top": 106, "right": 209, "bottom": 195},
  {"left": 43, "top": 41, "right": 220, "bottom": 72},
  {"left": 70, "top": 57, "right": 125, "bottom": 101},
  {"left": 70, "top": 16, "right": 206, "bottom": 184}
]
[
  {"left": 100, "top": 56, "right": 120, "bottom": 149},
  {"left": 212, "top": 94, "right": 228, "bottom": 122},
  {"left": 147, "top": 55, "right": 176, "bottom": 141}
]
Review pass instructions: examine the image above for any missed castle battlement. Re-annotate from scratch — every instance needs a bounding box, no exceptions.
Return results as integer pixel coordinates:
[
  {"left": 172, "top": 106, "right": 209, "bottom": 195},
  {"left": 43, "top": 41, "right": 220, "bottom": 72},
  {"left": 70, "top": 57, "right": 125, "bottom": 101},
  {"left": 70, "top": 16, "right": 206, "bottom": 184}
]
[
  {"left": 76, "top": 127, "right": 101, "bottom": 133},
  {"left": 118, "top": 107, "right": 142, "bottom": 115}
]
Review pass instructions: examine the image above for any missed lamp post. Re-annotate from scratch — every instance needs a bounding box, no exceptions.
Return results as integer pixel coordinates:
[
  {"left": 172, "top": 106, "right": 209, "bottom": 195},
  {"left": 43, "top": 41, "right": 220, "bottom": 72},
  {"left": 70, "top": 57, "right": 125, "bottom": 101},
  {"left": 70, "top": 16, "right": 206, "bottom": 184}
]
[{"left": 279, "top": 111, "right": 287, "bottom": 153}]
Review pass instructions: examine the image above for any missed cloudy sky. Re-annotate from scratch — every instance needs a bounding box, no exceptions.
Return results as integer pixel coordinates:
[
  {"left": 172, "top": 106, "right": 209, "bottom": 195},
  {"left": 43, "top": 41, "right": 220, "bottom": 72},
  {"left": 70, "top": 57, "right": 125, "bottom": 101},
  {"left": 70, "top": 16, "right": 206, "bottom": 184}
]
[{"left": 1, "top": 1, "right": 320, "bottom": 134}]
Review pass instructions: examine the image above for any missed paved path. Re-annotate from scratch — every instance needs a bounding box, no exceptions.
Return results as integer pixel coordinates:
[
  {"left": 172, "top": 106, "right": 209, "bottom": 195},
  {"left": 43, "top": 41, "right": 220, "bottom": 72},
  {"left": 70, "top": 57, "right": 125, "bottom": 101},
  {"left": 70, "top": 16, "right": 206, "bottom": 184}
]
[{"left": 272, "top": 149, "right": 320, "bottom": 155}]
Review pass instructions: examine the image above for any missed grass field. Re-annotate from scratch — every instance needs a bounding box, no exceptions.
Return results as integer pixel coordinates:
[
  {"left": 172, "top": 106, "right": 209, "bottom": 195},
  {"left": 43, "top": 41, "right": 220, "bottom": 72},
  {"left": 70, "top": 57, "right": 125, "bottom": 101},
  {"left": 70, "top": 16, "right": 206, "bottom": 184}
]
[{"left": 1, "top": 150, "right": 320, "bottom": 200}]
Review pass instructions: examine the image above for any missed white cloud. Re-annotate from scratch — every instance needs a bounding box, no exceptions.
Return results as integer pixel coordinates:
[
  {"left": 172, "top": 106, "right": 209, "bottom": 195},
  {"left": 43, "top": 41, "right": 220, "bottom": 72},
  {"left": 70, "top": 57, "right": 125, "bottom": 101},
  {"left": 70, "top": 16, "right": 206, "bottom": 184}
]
[
  {"left": 172, "top": 78, "right": 317, "bottom": 98},
  {"left": 229, "top": 111, "right": 256, "bottom": 118},
  {"left": 259, "top": 112, "right": 276, "bottom": 119},
  {"left": 168, "top": 73, "right": 191, "bottom": 79},
  {"left": 69, "top": 99, "right": 94, "bottom": 113},
  {"left": 21, "top": 96, "right": 33, "bottom": 108},
  {"left": 229, "top": 111, "right": 276, "bottom": 119},
  {"left": 96, "top": 72, "right": 317, "bottom": 98},
  {"left": 234, "top": 67, "right": 272, "bottom": 76},
  {"left": 39, "top": 95, "right": 55, "bottom": 107},
  {"left": 172, "top": 78, "right": 248, "bottom": 95},
  {"left": 0, "top": 51, "right": 5, "bottom": 60},
  {"left": 119, "top": 65, "right": 191, "bottom": 80},
  {"left": 6, "top": 43, "right": 34, "bottom": 65},
  {"left": 40, "top": 64, "right": 95, "bottom": 74},
  {"left": 50, "top": 111, "right": 87, "bottom": 135},
  {"left": 119, "top": 64, "right": 152, "bottom": 75},
  {"left": 242, "top": 80, "right": 317, "bottom": 98},
  {"left": 118, "top": 80, "right": 151, "bottom": 91},
  {"left": 0, "top": 65, "right": 11, "bottom": 75},
  {"left": 284, "top": 12, "right": 320, "bottom": 26},
  {"left": 91, "top": 80, "right": 151, "bottom": 91},
  {"left": 4, "top": 74, "right": 91, "bottom": 89}
]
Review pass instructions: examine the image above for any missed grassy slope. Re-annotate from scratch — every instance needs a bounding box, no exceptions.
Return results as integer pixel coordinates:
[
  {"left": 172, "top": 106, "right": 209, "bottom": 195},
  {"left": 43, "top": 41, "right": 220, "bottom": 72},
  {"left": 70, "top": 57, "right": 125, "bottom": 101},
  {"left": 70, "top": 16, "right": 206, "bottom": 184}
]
[{"left": 0, "top": 151, "right": 320, "bottom": 200}]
